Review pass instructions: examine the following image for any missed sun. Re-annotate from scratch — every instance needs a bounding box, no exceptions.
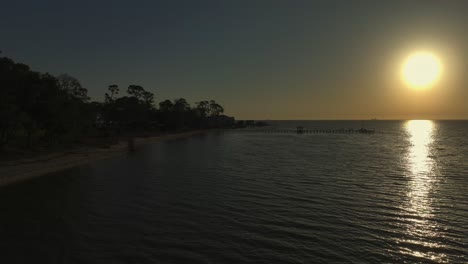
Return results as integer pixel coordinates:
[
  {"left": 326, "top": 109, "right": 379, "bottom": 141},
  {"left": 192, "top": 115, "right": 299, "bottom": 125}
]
[{"left": 402, "top": 52, "right": 442, "bottom": 89}]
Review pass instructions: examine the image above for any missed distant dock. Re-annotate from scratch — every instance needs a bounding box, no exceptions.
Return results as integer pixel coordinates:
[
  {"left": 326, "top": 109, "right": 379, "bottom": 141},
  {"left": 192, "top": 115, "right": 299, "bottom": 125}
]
[{"left": 236, "top": 127, "right": 376, "bottom": 134}]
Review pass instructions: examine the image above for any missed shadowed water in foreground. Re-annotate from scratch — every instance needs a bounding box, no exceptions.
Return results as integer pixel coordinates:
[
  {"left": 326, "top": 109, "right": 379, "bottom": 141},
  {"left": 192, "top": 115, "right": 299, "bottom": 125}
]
[{"left": 0, "top": 121, "right": 467, "bottom": 263}]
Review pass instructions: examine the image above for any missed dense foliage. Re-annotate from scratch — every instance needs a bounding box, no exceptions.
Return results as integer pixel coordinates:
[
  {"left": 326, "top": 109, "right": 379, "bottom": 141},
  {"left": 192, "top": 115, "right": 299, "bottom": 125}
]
[{"left": 0, "top": 56, "right": 232, "bottom": 150}]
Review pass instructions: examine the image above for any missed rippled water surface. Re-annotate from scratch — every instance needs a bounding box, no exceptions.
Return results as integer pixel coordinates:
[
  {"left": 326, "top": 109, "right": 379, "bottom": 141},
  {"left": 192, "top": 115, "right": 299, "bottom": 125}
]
[{"left": 1, "top": 121, "right": 467, "bottom": 263}]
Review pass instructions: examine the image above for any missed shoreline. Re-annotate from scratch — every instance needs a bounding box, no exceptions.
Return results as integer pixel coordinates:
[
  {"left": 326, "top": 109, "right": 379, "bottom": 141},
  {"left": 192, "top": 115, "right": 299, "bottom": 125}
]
[{"left": 0, "top": 130, "right": 209, "bottom": 187}]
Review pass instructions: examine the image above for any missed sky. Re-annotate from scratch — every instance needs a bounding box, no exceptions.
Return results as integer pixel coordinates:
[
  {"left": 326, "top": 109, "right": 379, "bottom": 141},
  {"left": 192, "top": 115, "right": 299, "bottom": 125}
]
[{"left": 1, "top": 0, "right": 468, "bottom": 120}]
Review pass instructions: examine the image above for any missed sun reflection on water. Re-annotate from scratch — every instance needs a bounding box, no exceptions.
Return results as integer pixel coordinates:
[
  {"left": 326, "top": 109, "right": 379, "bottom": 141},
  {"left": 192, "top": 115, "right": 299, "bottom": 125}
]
[
  {"left": 399, "top": 120, "right": 446, "bottom": 262},
  {"left": 406, "top": 120, "right": 436, "bottom": 215},
  {"left": 407, "top": 120, "right": 435, "bottom": 176}
]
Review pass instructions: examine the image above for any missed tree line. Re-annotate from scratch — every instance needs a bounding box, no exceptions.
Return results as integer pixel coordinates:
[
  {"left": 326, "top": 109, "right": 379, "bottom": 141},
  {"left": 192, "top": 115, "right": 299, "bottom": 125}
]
[{"left": 0, "top": 55, "right": 233, "bottom": 150}]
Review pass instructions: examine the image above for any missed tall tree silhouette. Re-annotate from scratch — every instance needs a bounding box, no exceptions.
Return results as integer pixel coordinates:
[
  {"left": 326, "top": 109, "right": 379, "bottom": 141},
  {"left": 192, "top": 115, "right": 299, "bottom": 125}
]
[
  {"left": 209, "top": 100, "right": 224, "bottom": 116},
  {"left": 127, "top": 85, "right": 145, "bottom": 100},
  {"left": 57, "top": 74, "right": 90, "bottom": 102},
  {"left": 105, "top": 84, "right": 119, "bottom": 103}
]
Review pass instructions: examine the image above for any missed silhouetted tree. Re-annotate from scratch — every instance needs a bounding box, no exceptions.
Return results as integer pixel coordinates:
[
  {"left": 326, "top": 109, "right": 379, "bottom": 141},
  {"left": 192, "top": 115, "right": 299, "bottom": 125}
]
[
  {"left": 105, "top": 84, "right": 119, "bottom": 103},
  {"left": 57, "top": 74, "right": 90, "bottom": 102},
  {"left": 142, "top": 91, "right": 154, "bottom": 107},
  {"left": 101, "top": 84, "right": 155, "bottom": 132},
  {"left": 173, "top": 98, "right": 190, "bottom": 113},
  {"left": 127, "top": 85, "right": 145, "bottom": 100},
  {"left": 195, "top": 101, "right": 210, "bottom": 118},
  {"left": 209, "top": 100, "right": 224, "bottom": 116},
  {"left": 0, "top": 54, "right": 232, "bottom": 152},
  {"left": 159, "top": 100, "right": 174, "bottom": 112},
  {"left": 0, "top": 56, "right": 98, "bottom": 149}
]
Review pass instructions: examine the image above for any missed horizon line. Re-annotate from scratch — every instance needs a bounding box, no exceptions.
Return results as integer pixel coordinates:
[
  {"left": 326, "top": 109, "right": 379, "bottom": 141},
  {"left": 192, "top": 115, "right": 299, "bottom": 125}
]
[{"left": 236, "top": 119, "right": 468, "bottom": 121}]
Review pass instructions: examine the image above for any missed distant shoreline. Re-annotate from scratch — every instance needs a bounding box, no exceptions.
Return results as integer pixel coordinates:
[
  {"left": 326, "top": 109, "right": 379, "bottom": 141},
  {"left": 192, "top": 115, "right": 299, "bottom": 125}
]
[{"left": 0, "top": 130, "right": 208, "bottom": 187}]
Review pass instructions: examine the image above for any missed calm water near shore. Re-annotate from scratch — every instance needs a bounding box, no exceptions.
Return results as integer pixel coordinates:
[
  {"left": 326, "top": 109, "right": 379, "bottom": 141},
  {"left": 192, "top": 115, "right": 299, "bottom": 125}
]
[{"left": 1, "top": 121, "right": 467, "bottom": 263}]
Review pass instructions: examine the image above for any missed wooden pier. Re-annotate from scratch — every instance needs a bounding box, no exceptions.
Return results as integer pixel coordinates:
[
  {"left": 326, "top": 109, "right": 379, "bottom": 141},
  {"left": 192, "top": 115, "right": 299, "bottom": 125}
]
[{"left": 236, "top": 127, "right": 376, "bottom": 134}]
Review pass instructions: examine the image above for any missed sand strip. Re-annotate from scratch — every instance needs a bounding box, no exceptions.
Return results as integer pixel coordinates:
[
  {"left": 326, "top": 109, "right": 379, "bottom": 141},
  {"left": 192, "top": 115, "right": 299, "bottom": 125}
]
[{"left": 0, "top": 130, "right": 208, "bottom": 187}]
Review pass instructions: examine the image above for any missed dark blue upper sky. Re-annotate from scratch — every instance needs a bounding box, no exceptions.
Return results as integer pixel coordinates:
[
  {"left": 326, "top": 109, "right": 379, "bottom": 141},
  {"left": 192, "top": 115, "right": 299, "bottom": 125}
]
[{"left": 2, "top": 0, "right": 468, "bottom": 119}]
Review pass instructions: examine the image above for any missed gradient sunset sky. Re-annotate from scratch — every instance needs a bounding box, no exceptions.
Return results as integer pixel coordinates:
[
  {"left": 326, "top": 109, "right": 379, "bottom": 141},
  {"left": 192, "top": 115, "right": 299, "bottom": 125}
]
[{"left": 2, "top": 0, "right": 467, "bottom": 119}]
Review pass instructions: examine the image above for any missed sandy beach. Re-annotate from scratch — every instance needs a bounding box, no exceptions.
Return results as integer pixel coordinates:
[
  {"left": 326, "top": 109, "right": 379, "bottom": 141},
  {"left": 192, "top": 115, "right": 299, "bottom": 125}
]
[{"left": 0, "top": 130, "right": 207, "bottom": 187}]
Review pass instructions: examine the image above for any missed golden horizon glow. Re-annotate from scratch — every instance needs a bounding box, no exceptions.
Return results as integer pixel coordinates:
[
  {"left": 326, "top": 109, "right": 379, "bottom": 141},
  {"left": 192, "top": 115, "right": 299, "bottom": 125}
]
[{"left": 402, "top": 52, "right": 442, "bottom": 90}]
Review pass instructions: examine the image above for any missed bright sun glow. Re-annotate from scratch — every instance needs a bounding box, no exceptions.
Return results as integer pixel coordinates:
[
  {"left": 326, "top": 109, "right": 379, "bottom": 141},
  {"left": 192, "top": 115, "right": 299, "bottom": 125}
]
[{"left": 402, "top": 52, "right": 442, "bottom": 89}]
